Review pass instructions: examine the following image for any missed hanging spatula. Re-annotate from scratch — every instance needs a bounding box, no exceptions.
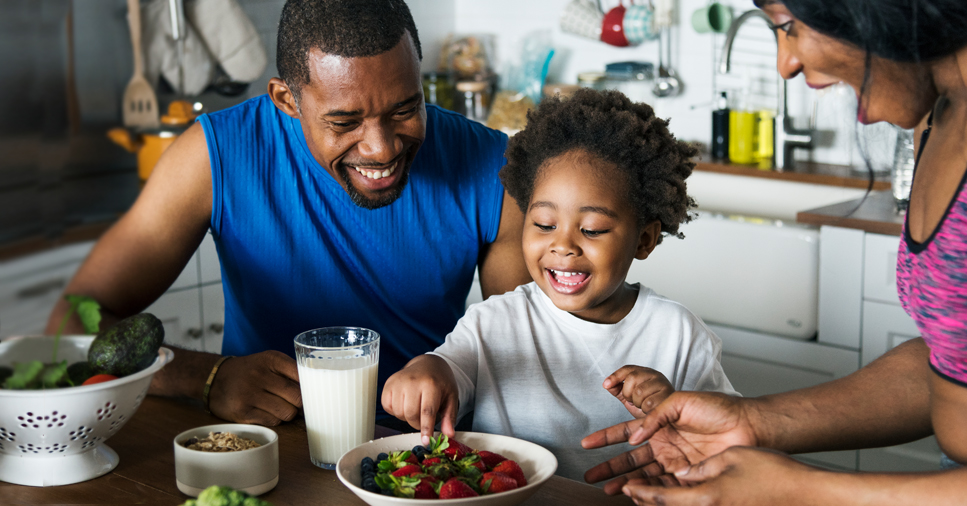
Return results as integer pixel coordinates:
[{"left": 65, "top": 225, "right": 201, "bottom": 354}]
[{"left": 122, "top": 0, "right": 160, "bottom": 128}]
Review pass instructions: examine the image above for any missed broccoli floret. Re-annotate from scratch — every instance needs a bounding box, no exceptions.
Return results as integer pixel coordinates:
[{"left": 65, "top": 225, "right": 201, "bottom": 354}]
[{"left": 181, "top": 486, "right": 272, "bottom": 506}]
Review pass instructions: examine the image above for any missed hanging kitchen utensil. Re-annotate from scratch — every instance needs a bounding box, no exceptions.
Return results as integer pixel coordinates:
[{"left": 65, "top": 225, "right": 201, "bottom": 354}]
[
  {"left": 652, "top": 28, "right": 682, "bottom": 97},
  {"left": 168, "top": 0, "right": 185, "bottom": 96},
  {"left": 122, "top": 0, "right": 160, "bottom": 128}
]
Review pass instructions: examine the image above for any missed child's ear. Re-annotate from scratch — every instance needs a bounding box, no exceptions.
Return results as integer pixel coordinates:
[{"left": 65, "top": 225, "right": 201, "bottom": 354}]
[{"left": 634, "top": 220, "right": 662, "bottom": 260}]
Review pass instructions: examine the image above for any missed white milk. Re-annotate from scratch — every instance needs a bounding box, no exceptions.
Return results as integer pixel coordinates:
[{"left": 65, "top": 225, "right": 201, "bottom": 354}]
[{"left": 298, "top": 356, "right": 378, "bottom": 467}]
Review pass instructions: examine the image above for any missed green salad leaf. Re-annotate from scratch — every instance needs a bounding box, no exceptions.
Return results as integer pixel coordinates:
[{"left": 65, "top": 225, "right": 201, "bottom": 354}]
[
  {"left": 3, "top": 361, "right": 45, "bottom": 389},
  {"left": 66, "top": 294, "right": 101, "bottom": 334},
  {"left": 1, "top": 295, "right": 102, "bottom": 390}
]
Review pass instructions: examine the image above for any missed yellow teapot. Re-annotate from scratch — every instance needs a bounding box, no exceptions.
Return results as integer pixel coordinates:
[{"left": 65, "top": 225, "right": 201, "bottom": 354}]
[{"left": 108, "top": 100, "right": 197, "bottom": 181}]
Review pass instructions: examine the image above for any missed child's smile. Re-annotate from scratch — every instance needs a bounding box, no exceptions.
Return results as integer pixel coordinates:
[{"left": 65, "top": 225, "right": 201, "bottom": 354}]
[{"left": 523, "top": 149, "right": 660, "bottom": 324}]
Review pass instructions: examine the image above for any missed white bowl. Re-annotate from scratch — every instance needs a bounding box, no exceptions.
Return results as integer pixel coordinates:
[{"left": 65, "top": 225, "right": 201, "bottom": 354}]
[
  {"left": 0, "top": 335, "right": 173, "bottom": 487},
  {"left": 336, "top": 431, "right": 558, "bottom": 506},
  {"left": 173, "top": 423, "right": 279, "bottom": 497}
]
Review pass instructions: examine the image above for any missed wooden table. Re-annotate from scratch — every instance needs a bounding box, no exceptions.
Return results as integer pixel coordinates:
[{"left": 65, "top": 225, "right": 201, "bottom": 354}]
[{"left": 1, "top": 396, "right": 632, "bottom": 505}]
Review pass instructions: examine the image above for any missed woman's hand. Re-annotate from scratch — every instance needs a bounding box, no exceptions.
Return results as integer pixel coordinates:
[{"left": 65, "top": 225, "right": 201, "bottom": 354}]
[
  {"left": 582, "top": 391, "right": 759, "bottom": 494},
  {"left": 621, "top": 446, "right": 821, "bottom": 506},
  {"left": 381, "top": 354, "right": 460, "bottom": 445},
  {"left": 604, "top": 365, "right": 675, "bottom": 418}
]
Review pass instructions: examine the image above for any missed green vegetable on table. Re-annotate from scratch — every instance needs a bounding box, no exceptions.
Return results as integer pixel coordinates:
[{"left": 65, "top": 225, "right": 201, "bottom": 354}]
[
  {"left": 2, "top": 294, "right": 101, "bottom": 390},
  {"left": 180, "top": 485, "right": 272, "bottom": 506},
  {"left": 88, "top": 312, "right": 164, "bottom": 377}
]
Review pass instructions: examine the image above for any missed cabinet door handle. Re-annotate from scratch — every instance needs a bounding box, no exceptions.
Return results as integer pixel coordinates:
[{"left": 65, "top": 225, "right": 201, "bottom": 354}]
[
  {"left": 187, "top": 328, "right": 204, "bottom": 338},
  {"left": 208, "top": 323, "right": 224, "bottom": 334},
  {"left": 16, "top": 278, "right": 66, "bottom": 299}
]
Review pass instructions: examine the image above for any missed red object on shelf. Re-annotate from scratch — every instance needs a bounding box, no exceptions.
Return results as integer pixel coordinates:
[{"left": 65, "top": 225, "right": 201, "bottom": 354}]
[{"left": 601, "top": 5, "right": 629, "bottom": 47}]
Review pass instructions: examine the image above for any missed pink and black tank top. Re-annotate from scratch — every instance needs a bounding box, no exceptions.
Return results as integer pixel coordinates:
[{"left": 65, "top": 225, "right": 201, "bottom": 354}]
[{"left": 896, "top": 117, "right": 967, "bottom": 386}]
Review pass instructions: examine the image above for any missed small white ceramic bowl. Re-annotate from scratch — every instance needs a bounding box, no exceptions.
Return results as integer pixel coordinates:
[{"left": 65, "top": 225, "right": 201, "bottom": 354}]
[
  {"left": 336, "top": 431, "right": 558, "bottom": 506},
  {"left": 173, "top": 423, "right": 279, "bottom": 497}
]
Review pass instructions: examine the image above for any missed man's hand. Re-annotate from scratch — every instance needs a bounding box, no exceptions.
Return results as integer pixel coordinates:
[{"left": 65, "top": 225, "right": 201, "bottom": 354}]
[
  {"left": 604, "top": 365, "right": 674, "bottom": 418},
  {"left": 208, "top": 351, "right": 302, "bottom": 426},
  {"left": 620, "top": 446, "right": 818, "bottom": 506},
  {"left": 381, "top": 355, "right": 460, "bottom": 446},
  {"left": 582, "top": 391, "right": 758, "bottom": 495}
]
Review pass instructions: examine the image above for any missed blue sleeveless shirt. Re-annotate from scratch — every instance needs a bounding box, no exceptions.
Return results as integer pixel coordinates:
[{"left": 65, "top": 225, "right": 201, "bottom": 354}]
[{"left": 199, "top": 95, "right": 508, "bottom": 396}]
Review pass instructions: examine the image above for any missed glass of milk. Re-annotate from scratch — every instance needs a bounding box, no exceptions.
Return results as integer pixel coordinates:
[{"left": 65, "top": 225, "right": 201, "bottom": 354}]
[{"left": 294, "top": 327, "right": 380, "bottom": 469}]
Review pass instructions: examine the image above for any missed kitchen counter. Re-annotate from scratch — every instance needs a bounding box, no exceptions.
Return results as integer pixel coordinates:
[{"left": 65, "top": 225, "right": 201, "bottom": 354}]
[
  {"left": 695, "top": 158, "right": 892, "bottom": 191},
  {"left": 796, "top": 190, "right": 904, "bottom": 236},
  {"left": 2, "top": 396, "right": 632, "bottom": 505},
  {"left": 0, "top": 156, "right": 891, "bottom": 262}
]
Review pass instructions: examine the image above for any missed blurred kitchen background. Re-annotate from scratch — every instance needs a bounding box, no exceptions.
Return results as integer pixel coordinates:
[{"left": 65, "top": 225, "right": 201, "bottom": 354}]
[
  {"left": 1, "top": 0, "right": 933, "bottom": 474},
  {"left": 0, "top": 0, "right": 904, "bottom": 245}
]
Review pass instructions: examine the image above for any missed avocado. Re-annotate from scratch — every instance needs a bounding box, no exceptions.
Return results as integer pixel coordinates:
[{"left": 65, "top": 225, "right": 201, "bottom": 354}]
[
  {"left": 66, "top": 361, "right": 94, "bottom": 385},
  {"left": 88, "top": 313, "right": 165, "bottom": 377}
]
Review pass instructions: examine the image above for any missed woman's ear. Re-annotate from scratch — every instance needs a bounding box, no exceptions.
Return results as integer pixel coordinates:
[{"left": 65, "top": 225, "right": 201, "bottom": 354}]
[
  {"left": 635, "top": 220, "right": 663, "bottom": 260},
  {"left": 956, "top": 46, "right": 967, "bottom": 91}
]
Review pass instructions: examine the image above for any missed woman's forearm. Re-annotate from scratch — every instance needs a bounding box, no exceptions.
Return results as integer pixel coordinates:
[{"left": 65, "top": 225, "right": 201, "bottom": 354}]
[{"left": 748, "top": 338, "right": 933, "bottom": 454}]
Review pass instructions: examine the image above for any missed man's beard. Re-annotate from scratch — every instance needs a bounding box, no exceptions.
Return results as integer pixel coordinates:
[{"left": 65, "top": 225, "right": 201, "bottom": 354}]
[{"left": 335, "top": 161, "right": 411, "bottom": 210}]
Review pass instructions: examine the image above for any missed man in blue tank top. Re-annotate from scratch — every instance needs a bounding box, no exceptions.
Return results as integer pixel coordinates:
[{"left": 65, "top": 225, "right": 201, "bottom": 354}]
[{"left": 46, "top": 0, "right": 529, "bottom": 427}]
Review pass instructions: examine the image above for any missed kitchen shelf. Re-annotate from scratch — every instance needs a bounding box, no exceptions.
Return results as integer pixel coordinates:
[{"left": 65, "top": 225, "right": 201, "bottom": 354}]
[
  {"left": 796, "top": 191, "right": 904, "bottom": 236},
  {"left": 696, "top": 158, "right": 892, "bottom": 191}
]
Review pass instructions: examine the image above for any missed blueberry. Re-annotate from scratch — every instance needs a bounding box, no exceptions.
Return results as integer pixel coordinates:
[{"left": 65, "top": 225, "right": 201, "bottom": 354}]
[
  {"left": 361, "top": 456, "right": 375, "bottom": 467},
  {"left": 362, "top": 470, "right": 375, "bottom": 481},
  {"left": 362, "top": 477, "right": 378, "bottom": 491},
  {"left": 412, "top": 445, "right": 427, "bottom": 460},
  {"left": 377, "top": 452, "right": 389, "bottom": 463},
  {"left": 382, "top": 487, "right": 395, "bottom": 496},
  {"left": 361, "top": 462, "right": 375, "bottom": 474}
]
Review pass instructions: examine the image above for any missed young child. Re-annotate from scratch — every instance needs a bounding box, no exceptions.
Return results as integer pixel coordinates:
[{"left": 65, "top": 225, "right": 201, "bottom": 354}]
[{"left": 382, "top": 89, "right": 737, "bottom": 482}]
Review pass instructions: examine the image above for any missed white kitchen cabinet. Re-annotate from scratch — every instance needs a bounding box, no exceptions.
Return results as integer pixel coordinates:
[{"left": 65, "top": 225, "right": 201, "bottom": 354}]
[
  {"left": 147, "top": 288, "right": 205, "bottom": 351},
  {"left": 0, "top": 242, "right": 94, "bottom": 338},
  {"left": 817, "top": 226, "right": 864, "bottom": 349},
  {"left": 201, "top": 283, "right": 225, "bottom": 354},
  {"left": 199, "top": 232, "right": 221, "bottom": 285},
  {"left": 818, "top": 227, "right": 942, "bottom": 472},
  {"left": 711, "top": 323, "right": 861, "bottom": 470},
  {"left": 858, "top": 300, "right": 941, "bottom": 472}
]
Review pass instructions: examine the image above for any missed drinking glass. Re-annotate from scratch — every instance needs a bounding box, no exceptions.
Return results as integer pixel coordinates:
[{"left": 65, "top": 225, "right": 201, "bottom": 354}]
[{"left": 294, "top": 327, "right": 380, "bottom": 469}]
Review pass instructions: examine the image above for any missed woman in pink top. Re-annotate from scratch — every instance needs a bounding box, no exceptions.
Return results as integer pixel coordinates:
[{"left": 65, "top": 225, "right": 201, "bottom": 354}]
[{"left": 580, "top": 0, "right": 967, "bottom": 504}]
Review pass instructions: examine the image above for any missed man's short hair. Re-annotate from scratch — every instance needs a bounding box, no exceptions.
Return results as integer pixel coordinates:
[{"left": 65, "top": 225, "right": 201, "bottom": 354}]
[{"left": 277, "top": 0, "right": 423, "bottom": 100}]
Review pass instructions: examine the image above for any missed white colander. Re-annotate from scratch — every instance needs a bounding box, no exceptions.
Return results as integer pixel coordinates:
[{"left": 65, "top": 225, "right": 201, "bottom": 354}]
[{"left": 0, "top": 335, "right": 173, "bottom": 487}]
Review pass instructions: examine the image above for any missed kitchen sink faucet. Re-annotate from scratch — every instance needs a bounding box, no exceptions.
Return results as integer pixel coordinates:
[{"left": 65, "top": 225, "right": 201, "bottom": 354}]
[{"left": 719, "top": 10, "right": 814, "bottom": 171}]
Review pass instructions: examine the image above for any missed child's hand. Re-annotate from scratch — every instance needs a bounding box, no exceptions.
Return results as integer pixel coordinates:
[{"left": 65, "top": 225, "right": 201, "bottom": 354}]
[
  {"left": 603, "top": 365, "right": 674, "bottom": 418},
  {"left": 381, "top": 354, "right": 460, "bottom": 445}
]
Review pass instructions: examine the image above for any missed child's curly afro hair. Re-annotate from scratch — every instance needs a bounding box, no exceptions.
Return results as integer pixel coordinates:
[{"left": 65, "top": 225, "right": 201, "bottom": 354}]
[{"left": 499, "top": 88, "right": 698, "bottom": 243}]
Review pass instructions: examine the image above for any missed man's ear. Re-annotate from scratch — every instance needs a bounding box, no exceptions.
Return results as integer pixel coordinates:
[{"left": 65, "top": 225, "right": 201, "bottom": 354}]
[
  {"left": 267, "top": 77, "right": 301, "bottom": 119},
  {"left": 634, "top": 220, "right": 662, "bottom": 260}
]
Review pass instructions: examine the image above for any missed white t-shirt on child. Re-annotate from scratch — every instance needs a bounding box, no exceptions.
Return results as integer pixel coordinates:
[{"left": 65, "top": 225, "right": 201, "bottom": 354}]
[{"left": 430, "top": 281, "right": 738, "bottom": 482}]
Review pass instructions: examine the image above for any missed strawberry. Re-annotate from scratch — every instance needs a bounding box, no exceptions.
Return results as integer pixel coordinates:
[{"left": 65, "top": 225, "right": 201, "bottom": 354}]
[
  {"left": 421, "top": 456, "right": 443, "bottom": 467},
  {"left": 476, "top": 450, "right": 507, "bottom": 470},
  {"left": 424, "top": 460, "right": 459, "bottom": 481},
  {"left": 391, "top": 464, "right": 421, "bottom": 477},
  {"left": 437, "top": 477, "right": 479, "bottom": 499},
  {"left": 478, "top": 471, "right": 519, "bottom": 494},
  {"left": 457, "top": 454, "right": 487, "bottom": 473},
  {"left": 413, "top": 475, "right": 439, "bottom": 499},
  {"left": 444, "top": 438, "right": 473, "bottom": 460},
  {"left": 492, "top": 460, "right": 527, "bottom": 487}
]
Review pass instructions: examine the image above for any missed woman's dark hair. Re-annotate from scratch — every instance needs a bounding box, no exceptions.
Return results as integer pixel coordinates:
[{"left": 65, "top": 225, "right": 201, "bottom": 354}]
[
  {"left": 277, "top": 0, "right": 422, "bottom": 100},
  {"left": 499, "top": 88, "right": 697, "bottom": 244},
  {"left": 755, "top": 0, "right": 967, "bottom": 63}
]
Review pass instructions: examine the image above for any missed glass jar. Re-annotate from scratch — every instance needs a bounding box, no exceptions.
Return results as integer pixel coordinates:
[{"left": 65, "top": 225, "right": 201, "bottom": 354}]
[
  {"left": 577, "top": 71, "right": 606, "bottom": 90},
  {"left": 455, "top": 80, "right": 491, "bottom": 123},
  {"left": 422, "top": 71, "right": 455, "bottom": 111}
]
